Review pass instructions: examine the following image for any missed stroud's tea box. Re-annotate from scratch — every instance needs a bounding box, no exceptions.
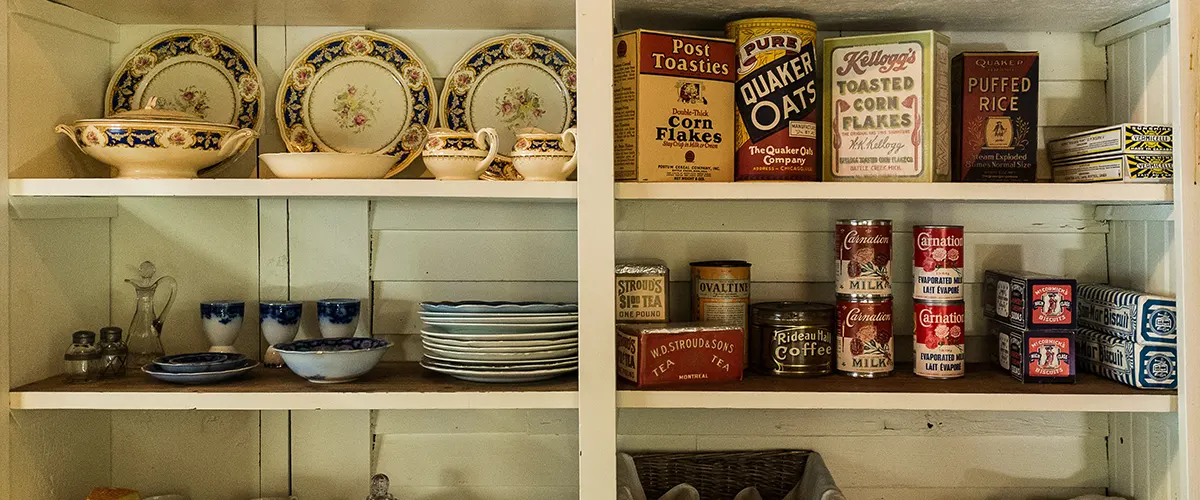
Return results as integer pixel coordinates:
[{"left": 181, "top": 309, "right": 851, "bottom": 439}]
[
  {"left": 617, "top": 322, "right": 745, "bottom": 387},
  {"left": 1077, "top": 327, "right": 1177, "bottom": 390},
  {"left": 1047, "top": 123, "right": 1172, "bottom": 161},
  {"left": 952, "top": 52, "right": 1039, "bottom": 182},
  {"left": 614, "top": 30, "right": 736, "bottom": 182},
  {"left": 823, "top": 30, "right": 952, "bottom": 182}
]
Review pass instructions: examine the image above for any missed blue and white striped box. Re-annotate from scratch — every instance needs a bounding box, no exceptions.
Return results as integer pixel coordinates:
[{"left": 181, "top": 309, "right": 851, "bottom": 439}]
[
  {"left": 1077, "top": 327, "right": 1177, "bottom": 390},
  {"left": 1077, "top": 283, "right": 1176, "bottom": 346}
]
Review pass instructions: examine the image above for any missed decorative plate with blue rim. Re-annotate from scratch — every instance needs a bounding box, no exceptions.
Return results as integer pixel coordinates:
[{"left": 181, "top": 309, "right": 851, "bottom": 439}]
[
  {"left": 106, "top": 30, "right": 263, "bottom": 131},
  {"left": 143, "top": 360, "right": 258, "bottom": 385},
  {"left": 419, "top": 301, "right": 578, "bottom": 314},
  {"left": 154, "top": 352, "right": 247, "bottom": 373},
  {"left": 277, "top": 30, "right": 436, "bottom": 178},
  {"left": 441, "top": 34, "right": 577, "bottom": 180}
]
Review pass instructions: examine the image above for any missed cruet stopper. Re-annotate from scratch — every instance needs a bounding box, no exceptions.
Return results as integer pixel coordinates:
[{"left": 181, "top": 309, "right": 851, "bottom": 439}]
[{"left": 367, "top": 473, "right": 398, "bottom": 500}]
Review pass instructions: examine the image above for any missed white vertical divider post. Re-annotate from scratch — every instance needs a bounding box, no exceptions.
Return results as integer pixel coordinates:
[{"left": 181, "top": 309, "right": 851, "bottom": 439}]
[
  {"left": 576, "top": 0, "right": 617, "bottom": 498},
  {"left": 1172, "top": 1, "right": 1198, "bottom": 497},
  {"left": 0, "top": 0, "right": 11, "bottom": 498}
]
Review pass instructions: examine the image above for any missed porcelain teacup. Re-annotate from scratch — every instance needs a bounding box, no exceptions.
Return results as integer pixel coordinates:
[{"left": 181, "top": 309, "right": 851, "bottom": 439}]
[
  {"left": 200, "top": 301, "right": 244, "bottom": 353},
  {"left": 422, "top": 127, "right": 499, "bottom": 180},
  {"left": 260, "top": 301, "right": 302, "bottom": 368},
  {"left": 510, "top": 127, "right": 578, "bottom": 181},
  {"left": 317, "top": 298, "right": 361, "bottom": 338}
]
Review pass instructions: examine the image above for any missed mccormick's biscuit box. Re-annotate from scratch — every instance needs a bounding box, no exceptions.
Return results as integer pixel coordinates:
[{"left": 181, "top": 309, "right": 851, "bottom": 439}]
[
  {"left": 1051, "top": 153, "right": 1173, "bottom": 183},
  {"left": 1077, "top": 327, "right": 1177, "bottom": 389},
  {"left": 617, "top": 322, "right": 744, "bottom": 387},
  {"left": 614, "top": 30, "right": 736, "bottom": 182},
  {"left": 983, "top": 270, "right": 1077, "bottom": 331},
  {"left": 952, "top": 52, "right": 1039, "bottom": 182},
  {"left": 823, "top": 30, "right": 952, "bottom": 182},
  {"left": 1078, "top": 284, "right": 1176, "bottom": 346},
  {"left": 988, "top": 319, "right": 1076, "bottom": 383},
  {"left": 1047, "top": 123, "right": 1172, "bottom": 161}
]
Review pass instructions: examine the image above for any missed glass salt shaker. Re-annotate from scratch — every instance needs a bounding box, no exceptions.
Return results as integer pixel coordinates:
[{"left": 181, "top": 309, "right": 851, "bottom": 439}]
[
  {"left": 64, "top": 331, "right": 101, "bottom": 383},
  {"left": 98, "top": 326, "right": 128, "bottom": 378}
]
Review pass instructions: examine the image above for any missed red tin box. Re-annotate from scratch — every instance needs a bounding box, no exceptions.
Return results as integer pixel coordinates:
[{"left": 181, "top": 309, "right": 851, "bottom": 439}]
[
  {"left": 983, "top": 269, "right": 1076, "bottom": 331},
  {"left": 617, "top": 322, "right": 745, "bottom": 387},
  {"left": 987, "top": 319, "right": 1076, "bottom": 383}
]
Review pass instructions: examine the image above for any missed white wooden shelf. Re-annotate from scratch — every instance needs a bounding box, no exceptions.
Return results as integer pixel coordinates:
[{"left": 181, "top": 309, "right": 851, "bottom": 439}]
[
  {"left": 10, "top": 363, "right": 579, "bottom": 410},
  {"left": 617, "top": 368, "right": 1178, "bottom": 413},
  {"left": 615, "top": 182, "right": 1174, "bottom": 204},
  {"left": 615, "top": 0, "right": 1162, "bottom": 32},
  {"left": 8, "top": 178, "right": 578, "bottom": 200}
]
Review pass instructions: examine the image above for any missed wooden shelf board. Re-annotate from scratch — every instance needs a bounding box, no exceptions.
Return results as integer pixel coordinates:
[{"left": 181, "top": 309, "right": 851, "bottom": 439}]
[
  {"left": 615, "top": 0, "right": 1164, "bottom": 32},
  {"left": 615, "top": 182, "right": 1174, "bottom": 204},
  {"left": 8, "top": 178, "right": 578, "bottom": 200},
  {"left": 10, "top": 362, "right": 579, "bottom": 410},
  {"left": 618, "top": 364, "right": 1176, "bottom": 412}
]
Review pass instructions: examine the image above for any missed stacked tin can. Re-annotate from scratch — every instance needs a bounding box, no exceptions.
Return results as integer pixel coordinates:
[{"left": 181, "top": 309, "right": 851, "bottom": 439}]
[
  {"left": 912, "top": 225, "right": 966, "bottom": 378},
  {"left": 834, "top": 220, "right": 895, "bottom": 377}
]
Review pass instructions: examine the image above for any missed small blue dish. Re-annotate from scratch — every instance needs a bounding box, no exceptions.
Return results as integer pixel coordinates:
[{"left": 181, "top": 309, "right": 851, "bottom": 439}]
[
  {"left": 143, "top": 360, "right": 258, "bottom": 385},
  {"left": 419, "top": 301, "right": 578, "bottom": 314},
  {"left": 153, "top": 352, "right": 247, "bottom": 373},
  {"left": 274, "top": 338, "right": 391, "bottom": 384}
]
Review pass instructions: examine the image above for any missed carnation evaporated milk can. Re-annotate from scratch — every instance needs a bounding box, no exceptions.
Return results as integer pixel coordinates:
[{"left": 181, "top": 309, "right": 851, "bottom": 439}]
[
  {"left": 913, "top": 300, "right": 966, "bottom": 379},
  {"left": 835, "top": 219, "right": 893, "bottom": 296},
  {"left": 837, "top": 295, "right": 894, "bottom": 377},
  {"left": 824, "top": 31, "right": 952, "bottom": 182},
  {"left": 726, "top": 18, "right": 820, "bottom": 181},
  {"left": 913, "top": 225, "right": 964, "bottom": 300}
]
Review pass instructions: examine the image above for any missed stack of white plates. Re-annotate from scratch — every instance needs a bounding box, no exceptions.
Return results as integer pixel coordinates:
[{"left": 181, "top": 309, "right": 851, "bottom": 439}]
[{"left": 418, "top": 301, "right": 578, "bottom": 383}]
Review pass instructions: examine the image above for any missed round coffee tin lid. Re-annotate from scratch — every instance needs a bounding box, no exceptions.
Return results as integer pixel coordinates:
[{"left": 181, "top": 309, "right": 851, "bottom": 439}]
[
  {"left": 753, "top": 301, "right": 834, "bottom": 322},
  {"left": 690, "top": 260, "right": 751, "bottom": 268}
]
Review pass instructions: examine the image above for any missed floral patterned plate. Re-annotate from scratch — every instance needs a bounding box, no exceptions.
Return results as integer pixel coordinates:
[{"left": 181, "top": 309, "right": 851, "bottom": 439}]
[
  {"left": 107, "top": 30, "right": 263, "bottom": 131},
  {"left": 277, "top": 30, "right": 437, "bottom": 178},
  {"left": 442, "top": 34, "right": 577, "bottom": 180}
]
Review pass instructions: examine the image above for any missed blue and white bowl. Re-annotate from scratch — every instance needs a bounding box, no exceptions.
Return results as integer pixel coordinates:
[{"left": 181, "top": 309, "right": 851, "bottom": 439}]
[
  {"left": 317, "top": 298, "right": 361, "bottom": 338},
  {"left": 201, "top": 300, "right": 245, "bottom": 352},
  {"left": 260, "top": 301, "right": 303, "bottom": 344},
  {"left": 274, "top": 337, "right": 391, "bottom": 384}
]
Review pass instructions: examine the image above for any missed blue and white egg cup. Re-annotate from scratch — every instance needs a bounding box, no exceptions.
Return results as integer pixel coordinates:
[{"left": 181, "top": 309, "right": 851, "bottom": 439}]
[
  {"left": 260, "top": 301, "right": 302, "bottom": 368},
  {"left": 201, "top": 301, "right": 245, "bottom": 353},
  {"left": 317, "top": 298, "right": 361, "bottom": 338}
]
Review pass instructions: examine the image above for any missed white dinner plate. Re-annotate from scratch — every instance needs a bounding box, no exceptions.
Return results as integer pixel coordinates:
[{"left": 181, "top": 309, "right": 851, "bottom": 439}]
[
  {"left": 420, "top": 361, "right": 576, "bottom": 383},
  {"left": 422, "top": 321, "right": 577, "bottom": 334},
  {"left": 422, "top": 355, "right": 578, "bottom": 370},
  {"left": 108, "top": 30, "right": 263, "bottom": 131},
  {"left": 277, "top": 30, "right": 436, "bottom": 178},
  {"left": 419, "top": 314, "right": 578, "bottom": 325},
  {"left": 421, "top": 336, "right": 578, "bottom": 350},
  {"left": 421, "top": 329, "right": 578, "bottom": 341},
  {"left": 419, "top": 301, "right": 578, "bottom": 314},
  {"left": 423, "top": 344, "right": 579, "bottom": 362},
  {"left": 418, "top": 311, "right": 578, "bottom": 318}
]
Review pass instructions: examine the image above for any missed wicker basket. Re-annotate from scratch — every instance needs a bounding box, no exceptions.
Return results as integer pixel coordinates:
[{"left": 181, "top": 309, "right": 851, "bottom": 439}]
[{"left": 630, "top": 450, "right": 811, "bottom": 500}]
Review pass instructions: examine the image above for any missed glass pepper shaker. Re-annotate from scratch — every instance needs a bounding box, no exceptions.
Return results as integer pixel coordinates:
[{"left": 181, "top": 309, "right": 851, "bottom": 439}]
[
  {"left": 98, "top": 326, "right": 128, "bottom": 378},
  {"left": 64, "top": 331, "right": 101, "bottom": 383}
]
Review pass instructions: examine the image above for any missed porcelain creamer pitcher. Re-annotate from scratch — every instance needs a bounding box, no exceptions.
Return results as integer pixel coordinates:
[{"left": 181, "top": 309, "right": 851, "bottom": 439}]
[
  {"left": 125, "top": 261, "right": 177, "bottom": 367},
  {"left": 510, "top": 127, "right": 578, "bottom": 181},
  {"left": 421, "top": 127, "right": 499, "bottom": 180}
]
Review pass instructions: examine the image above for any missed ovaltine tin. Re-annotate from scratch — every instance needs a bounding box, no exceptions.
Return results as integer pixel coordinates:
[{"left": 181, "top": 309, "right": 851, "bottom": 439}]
[
  {"left": 835, "top": 220, "right": 892, "bottom": 296},
  {"left": 913, "top": 225, "right": 964, "bottom": 300},
  {"left": 913, "top": 300, "right": 965, "bottom": 379},
  {"left": 836, "top": 295, "right": 894, "bottom": 377},
  {"left": 983, "top": 270, "right": 1076, "bottom": 331},
  {"left": 726, "top": 18, "right": 820, "bottom": 181},
  {"left": 691, "top": 261, "right": 752, "bottom": 360},
  {"left": 617, "top": 322, "right": 745, "bottom": 387},
  {"left": 751, "top": 302, "right": 834, "bottom": 376},
  {"left": 824, "top": 31, "right": 952, "bottom": 182}
]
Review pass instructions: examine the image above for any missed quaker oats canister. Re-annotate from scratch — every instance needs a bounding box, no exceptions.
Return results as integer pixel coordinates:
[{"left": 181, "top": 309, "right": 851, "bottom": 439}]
[
  {"left": 913, "top": 300, "right": 966, "bottom": 379},
  {"left": 751, "top": 301, "right": 834, "bottom": 376},
  {"left": 725, "top": 17, "right": 820, "bottom": 181},
  {"left": 913, "top": 225, "right": 964, "bottom": 300},
  {"left": 835, "top": 219, "right": 893, "bottom": 296},
  {"left": 836, "top": 295, "right": 894, "bottom": 377},
  {"left": 691, "top": 260, "right": 752, "bottom": 360}
]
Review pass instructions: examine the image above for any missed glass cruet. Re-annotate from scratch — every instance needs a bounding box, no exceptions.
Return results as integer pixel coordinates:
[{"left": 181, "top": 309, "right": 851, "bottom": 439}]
[{"left": 125, "top": 261, "right": 177, "bottom": 367}]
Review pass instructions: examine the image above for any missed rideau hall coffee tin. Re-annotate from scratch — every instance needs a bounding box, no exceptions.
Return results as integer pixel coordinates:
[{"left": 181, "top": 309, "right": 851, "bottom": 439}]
[
  {"left": 836, "top": 295, "right": 894, "bottom": 377},
  {"left": 750, "top": 302, "right": 834, "bottom": 376},
  {"left": 725, "top": 17, "right": 820, "bottom": 181},
  {"left": 913, "top": 225, "right": 964, "bottom": 300},
  {"left": 691, "top": 261, "right": 752, "bottom": 360},
  {"left": 835, "top": 219, "right": 892, "bottom": 296},
  {"left": 913, "top": 300, "right": 966, "bottom": 379}
]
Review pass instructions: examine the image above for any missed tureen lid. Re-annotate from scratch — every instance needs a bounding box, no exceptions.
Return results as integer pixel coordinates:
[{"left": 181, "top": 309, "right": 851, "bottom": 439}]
[{"left": 79, "top": 97, "right": 235, "bottom": 128}]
